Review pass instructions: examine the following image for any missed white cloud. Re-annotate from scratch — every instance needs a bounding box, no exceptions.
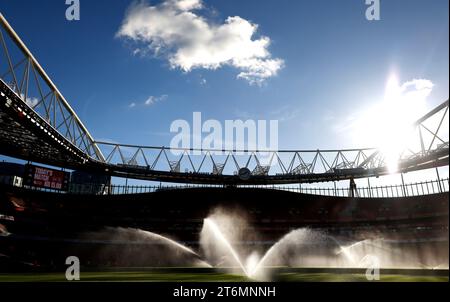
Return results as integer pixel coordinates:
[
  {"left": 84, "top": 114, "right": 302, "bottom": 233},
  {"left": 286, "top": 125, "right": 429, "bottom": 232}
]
[
  {"left": 26, "top": 97, "right": 39, "bottom": 108},
  {"left": 128, "top": 95, "right": 168, "bottom": 108},
  {"left": 20, "top": 93, "right": 39, "bottom": 108},
  {"left": 399, "top": 79, "right": 434, "bottom": 101},
  {"left": 145, "top": 94, "right": 168, "bottom": 106},
  {"left": 117, "top": 0, "right": 284, "bottom": 85},
  {"left": 167, "top": 0, "right": 203, "bottom": 11}
]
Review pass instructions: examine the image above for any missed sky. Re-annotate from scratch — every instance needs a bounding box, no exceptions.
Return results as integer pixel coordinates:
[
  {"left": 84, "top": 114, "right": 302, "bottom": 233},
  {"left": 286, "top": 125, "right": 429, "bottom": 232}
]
[{"left": 0, "top": 0, "right": 449, "bottom": 185}]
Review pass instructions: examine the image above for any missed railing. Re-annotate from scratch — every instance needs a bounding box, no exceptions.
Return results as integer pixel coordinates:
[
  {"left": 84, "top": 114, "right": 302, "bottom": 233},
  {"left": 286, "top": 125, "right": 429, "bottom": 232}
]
[
  {"left": 272, "top": 178, "right": 449, "bottom": 198},
  {"left": 10, "top": 178, "right": 449, "bottom": 198}
]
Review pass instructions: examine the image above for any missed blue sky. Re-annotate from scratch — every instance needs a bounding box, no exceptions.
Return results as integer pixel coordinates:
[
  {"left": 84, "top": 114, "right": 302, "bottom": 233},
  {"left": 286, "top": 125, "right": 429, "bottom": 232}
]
[
  {"left": 0, "top": 0, "right": 449, "bottom": 185},
  {"left": 1, "top": 0, "right": 448, "bottom": 150}
]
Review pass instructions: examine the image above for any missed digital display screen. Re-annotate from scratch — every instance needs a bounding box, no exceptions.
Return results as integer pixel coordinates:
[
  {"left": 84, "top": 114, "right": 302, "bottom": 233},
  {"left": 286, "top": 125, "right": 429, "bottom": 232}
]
[{"left": 24, "top": 164, "right": 70, "bottom": 191}]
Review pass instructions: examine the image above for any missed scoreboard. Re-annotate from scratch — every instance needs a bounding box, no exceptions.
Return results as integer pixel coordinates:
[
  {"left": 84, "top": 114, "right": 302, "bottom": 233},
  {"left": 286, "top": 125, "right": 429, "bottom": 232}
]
[{"left": 24, "top": 164, "right": 70, "bottom": 191}]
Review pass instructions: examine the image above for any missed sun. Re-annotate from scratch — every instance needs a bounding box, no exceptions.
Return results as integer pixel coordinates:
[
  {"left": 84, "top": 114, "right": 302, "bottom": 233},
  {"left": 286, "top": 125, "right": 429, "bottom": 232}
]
[{"left": 351, "top": 74, "right": 433, "bottom": 173}]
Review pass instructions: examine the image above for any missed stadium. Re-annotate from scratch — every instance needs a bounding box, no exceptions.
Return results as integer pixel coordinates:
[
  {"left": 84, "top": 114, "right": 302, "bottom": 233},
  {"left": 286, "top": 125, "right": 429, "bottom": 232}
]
[{"left": 0, "top": 3, "right": 449, "bottom": 283}]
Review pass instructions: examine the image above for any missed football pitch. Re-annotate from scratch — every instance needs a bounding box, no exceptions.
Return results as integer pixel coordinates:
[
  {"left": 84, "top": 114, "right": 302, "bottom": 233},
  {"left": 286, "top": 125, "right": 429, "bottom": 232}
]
[{"left": 0, "top": 268, "right": 447, "bottom": 282}]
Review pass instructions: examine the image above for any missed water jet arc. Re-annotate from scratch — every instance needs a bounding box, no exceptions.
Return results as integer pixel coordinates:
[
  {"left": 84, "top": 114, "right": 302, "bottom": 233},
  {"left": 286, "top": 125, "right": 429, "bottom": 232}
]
[{"left": 203, "top": 219, "right": 249, "bottom": 276}]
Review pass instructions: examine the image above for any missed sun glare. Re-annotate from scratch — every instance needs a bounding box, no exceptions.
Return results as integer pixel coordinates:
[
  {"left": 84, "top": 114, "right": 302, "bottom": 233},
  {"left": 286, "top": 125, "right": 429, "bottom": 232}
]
[{"left": 352, "top": 74, "right": 433, "bottom": 173}]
